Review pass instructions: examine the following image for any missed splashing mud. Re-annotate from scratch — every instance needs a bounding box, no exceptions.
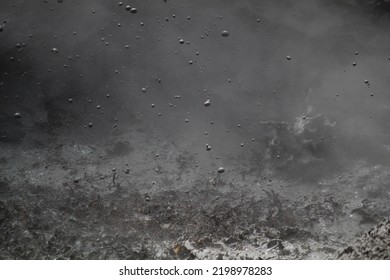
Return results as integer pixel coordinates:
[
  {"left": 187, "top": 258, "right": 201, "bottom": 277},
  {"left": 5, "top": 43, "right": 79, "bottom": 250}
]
[{"left": 1, "top": 0, "right": 390, "bottom": 259}]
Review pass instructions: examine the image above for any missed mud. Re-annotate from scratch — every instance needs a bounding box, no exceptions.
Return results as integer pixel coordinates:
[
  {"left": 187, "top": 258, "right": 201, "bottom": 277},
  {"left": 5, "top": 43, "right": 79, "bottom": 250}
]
[{"left": 0, "top": 127, "right": 389, "bottom": 259}]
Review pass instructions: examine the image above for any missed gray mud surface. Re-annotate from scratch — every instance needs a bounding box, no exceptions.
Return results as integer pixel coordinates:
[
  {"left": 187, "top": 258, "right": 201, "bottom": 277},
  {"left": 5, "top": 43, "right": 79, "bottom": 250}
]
[{"left": 1, "top": 131, "right": 389, "bottom": 259}]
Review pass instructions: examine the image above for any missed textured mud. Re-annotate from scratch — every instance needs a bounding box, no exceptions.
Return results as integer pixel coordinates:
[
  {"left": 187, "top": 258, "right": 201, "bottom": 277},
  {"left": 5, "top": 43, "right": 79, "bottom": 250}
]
[
  {"left": 339, "top": 219, "right": 390, "bottom": 260},
  {"left": 1, "top": 127, "right": 389, "bottom": 259}
]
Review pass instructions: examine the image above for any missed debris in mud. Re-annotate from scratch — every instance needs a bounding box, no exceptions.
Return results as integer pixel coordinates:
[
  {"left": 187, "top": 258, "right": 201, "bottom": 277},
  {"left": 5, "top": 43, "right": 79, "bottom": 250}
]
[
  {"left": 172, "top": 243, "right": 194, "bottom": 260},
  {"left": 339, "top": 219, "right": 390, "bottom": 259}
]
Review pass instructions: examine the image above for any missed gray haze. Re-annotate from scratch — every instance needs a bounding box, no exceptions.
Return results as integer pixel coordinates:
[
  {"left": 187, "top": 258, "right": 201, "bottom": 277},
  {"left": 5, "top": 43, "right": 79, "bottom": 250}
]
[{"left": 2, "top": 0, "right": 390, "bottom": 176}]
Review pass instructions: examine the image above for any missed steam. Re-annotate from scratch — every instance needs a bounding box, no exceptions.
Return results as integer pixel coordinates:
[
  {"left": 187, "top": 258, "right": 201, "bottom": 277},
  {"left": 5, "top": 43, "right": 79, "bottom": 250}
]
[{"left": 1, "top": 0, "right": 390, "bottom": 178}]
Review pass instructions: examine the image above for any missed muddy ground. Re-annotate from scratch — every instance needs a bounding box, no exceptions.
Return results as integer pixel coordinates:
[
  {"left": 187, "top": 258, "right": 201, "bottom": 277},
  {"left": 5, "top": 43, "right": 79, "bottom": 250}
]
[
  {"left": 1, "top": 0, "right": 390, "bottom": 259},
  {"left": 1, "top": 125, "right": 390, "bottom": 259}
]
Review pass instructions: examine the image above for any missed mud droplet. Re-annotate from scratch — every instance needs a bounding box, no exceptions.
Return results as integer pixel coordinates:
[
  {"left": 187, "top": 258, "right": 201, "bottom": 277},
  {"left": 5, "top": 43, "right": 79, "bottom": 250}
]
[
  {"left": 51, "top": 47, "right": 59, "bottom": 54},
  {"left": 218, "top": 167, "right": 225, "bottom": 173},
  {"left": 14, "top": 112, "right": 21, "bottom": 118},
  {"left": 204, "top": 99, "right": 211, "bottom": 107},
  {"left": 221, "top": 30, "right": 229, "bottom": 37},
  {"left": 286, "top": 55, "right": 292, "bottom": 60}
]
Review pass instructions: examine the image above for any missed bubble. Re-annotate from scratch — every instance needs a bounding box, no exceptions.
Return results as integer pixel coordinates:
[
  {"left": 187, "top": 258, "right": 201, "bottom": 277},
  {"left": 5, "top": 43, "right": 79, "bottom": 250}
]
[
  {"left": 51, "top": 47, "right": 59, "bottom": 54},
  {"left": 88, "top": 123, "right": 93, "bottom": 128},
  {"left": 14, "top": 112, "right": 21, "bottom": 118},
  {"left": 217, "top": 167, "right": 225, "bottom": 173},
  {"left": 141, "top": 87, "right": 147, "bottom": 93},
  {"left": 179, "top": 39, "right": 185, "bottom": 44},
  {"left": 150, "top": 104, "right": 155, "bottom": 108},
  {"left": 221, "top": 30, "right": 229, "bottom": 37},
  {"left": 125, "top": 5, "right": 131, "bottom": 11},
  {"left": 286, "top": 55, "right": 292, "bottom": 60},
  {"left": 185, "top": 118, "right": 189, "bottom": 123},
  {"left": 0, "top": 26, "right": 3, "bottom": 32},
  {"left": 352, "top": 62, "right": 357, "bottom": 66},
  {"left": 67, "top": 98, "right": 73, "bottom": 103},
  {"left": 206, "top": 144, "right": 212, "bottom": 151},
  {"left": 204, "top": 99, "right": 211, "bottom": 107},
  {"left": 118, "top": 2, "right": 123, "bottom": 6},
  {"left": 240, "top": 143, "right": 244, "bottom": 147},
  {"left": 130, "top": 8, "right": 138, "bottom": 14}
]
